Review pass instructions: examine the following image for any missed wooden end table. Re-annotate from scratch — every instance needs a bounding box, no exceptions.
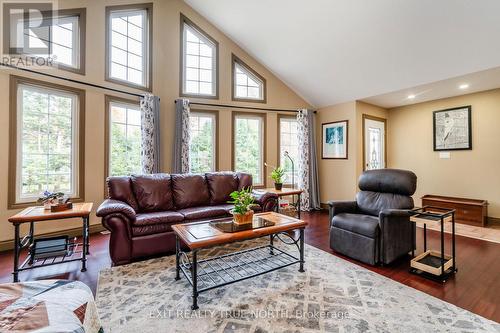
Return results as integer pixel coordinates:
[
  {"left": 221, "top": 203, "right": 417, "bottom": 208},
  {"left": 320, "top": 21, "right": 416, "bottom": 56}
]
[
  {"left": 8, "top": 202, "right": 93, "bottom": 282},
  {"left": 172, "top": 212, "right": 307, "bottom": 310},
  {"left": 260, "top": 188, "right": 303, "bottom": 218}
]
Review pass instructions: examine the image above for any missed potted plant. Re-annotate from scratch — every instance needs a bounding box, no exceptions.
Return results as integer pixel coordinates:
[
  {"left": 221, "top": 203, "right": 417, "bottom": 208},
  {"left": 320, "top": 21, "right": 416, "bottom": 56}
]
[
  {"left": 37, "top": 191, "right": 65, "bottom": 210},
  {"left": 270, "top": 166, "right": 286, "bottom": 190},
  {"left": 228, "top": 187, "right": 255, "bottom": 225}
]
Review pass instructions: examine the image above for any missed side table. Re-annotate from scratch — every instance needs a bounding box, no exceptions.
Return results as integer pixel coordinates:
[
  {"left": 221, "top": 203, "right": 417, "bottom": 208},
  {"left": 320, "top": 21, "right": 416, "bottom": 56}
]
[
  {"left": 260, "top": 188, "right": 303, "bottom": 219},
  {"left": 8, "top": 202, "right": 93, "bottom": 282}
]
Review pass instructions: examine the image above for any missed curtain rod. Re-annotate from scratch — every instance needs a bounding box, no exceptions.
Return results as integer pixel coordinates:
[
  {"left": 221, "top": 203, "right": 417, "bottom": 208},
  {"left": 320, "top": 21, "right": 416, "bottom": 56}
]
[
  {"left": 0, "top": 62, "right": 145, "bottom": 98},
  {"left": 177, "top": 100, "right": 315, "bottom": 113}
]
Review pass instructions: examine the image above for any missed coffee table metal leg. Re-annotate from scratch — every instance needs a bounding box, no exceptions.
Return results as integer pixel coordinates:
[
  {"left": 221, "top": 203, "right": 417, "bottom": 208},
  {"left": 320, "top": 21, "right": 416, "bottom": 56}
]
[
  {"left": 13, "top": 224, "right": 20, "bottom": 282},
  {"left": 81, "top": 217, "right": 87, "bottom": 272},
  {"left": 269, "top": 234, "right": 274, "bottom": 255},
  {"left": 299, "top": 228, "right": 305, "bottom": 272},
  {"left": 191, "top": 250, "right": 199, "bottom": 310},
  {"left": 175, "top": 236, "right": 180, "bottom": 281}
]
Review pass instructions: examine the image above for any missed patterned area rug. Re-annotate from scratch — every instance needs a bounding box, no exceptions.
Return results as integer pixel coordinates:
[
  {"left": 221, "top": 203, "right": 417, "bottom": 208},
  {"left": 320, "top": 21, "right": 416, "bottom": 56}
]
[{"left": 96, "top": 240, "right": 499, "bottom": 333}]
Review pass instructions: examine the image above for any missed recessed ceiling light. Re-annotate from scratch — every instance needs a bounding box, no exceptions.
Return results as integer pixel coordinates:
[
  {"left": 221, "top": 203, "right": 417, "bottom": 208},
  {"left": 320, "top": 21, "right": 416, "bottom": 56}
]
[
  {"left": 407, "top": 94, "right": 416, "bottom": 100},
  {"left": 459, "top": 83, "right": 469, "bottom": 90}
]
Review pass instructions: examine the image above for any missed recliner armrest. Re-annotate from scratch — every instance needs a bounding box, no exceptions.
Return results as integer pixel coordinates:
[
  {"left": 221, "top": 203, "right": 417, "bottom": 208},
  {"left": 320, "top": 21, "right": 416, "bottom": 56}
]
[
  {"left": 252, "top": 190, "right": 278, "bottom": 212},
  {"left": 328, "top": 201, "right": 357, "bottom": 223},
  {"left": 379, "top": 209, "right": 412, "bottom": 219},
  {"left": 96, "top": 199, "right": 136, "bottom": 222}
]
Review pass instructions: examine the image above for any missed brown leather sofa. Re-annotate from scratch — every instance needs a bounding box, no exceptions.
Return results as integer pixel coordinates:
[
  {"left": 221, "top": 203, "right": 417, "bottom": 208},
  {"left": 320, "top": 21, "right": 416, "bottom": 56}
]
[{"left": 96, "top": 172, "right": 278, "bottom": 265}]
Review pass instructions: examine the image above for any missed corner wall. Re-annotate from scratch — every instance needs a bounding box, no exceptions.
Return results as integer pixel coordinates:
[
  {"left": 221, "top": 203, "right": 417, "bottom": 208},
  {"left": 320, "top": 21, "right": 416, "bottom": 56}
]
[{"left": 387, "top": 89, "right": 500, "bottom": 218}]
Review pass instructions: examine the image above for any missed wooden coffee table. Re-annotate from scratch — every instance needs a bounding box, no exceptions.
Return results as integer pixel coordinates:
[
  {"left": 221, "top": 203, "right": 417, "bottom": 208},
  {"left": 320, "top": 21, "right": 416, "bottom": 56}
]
[{"left": 172, "top": 212, "right": 307, "bottom": 309}]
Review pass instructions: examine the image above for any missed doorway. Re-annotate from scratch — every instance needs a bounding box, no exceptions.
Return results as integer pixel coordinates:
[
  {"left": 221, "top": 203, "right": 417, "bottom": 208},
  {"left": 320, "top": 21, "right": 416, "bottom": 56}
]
[{"left": 363, "top": 115, "right": 387, "bottom": 171}]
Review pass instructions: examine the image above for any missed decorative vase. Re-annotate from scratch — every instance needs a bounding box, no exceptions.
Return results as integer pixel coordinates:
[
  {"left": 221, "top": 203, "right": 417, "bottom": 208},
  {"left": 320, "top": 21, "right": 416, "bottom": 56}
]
[
  {"left": 232, "top": 210, "right": 254, "bottom": 225},
  {"left": 274, "top": 183, "right": 283, "bottom": 190}
]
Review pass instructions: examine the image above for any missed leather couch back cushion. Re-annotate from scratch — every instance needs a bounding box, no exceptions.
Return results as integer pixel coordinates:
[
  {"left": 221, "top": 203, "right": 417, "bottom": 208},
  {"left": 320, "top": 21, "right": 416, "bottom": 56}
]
[
  {"left": 356, "top": 191, "right": 414, "bottom": 216},
  {"left": 206, "top": 172, "right": 238, "bottom": 204},
  {"left": 131, "top": 174, "right": 174, "bottom": 212},
  {"left": 107, "top": 176, "right": 139, "bottom": 211},
  {"left": 358, "top": 169, "right": 417, "bottom": 196},
  {"left": 172, "top": 174, "right": 210, "bottom": 209},
  {"left": 237, "top": 172, "right": 253, "bottom": 190}
]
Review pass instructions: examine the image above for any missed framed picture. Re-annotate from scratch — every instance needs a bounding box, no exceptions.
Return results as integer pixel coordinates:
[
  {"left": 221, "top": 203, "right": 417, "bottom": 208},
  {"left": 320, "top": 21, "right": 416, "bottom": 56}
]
[
  {"left": 433, "top": 106, "right": 472, "bottom": 151},
  {"left": 322, "top": 120, "right": 348, "bottom": 159}
]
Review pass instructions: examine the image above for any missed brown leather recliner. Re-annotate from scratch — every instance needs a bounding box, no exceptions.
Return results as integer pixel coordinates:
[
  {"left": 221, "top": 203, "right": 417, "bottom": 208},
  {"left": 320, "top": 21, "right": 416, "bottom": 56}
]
[{"left": 96, "top": 172, "right": 278, "bottom": 265}]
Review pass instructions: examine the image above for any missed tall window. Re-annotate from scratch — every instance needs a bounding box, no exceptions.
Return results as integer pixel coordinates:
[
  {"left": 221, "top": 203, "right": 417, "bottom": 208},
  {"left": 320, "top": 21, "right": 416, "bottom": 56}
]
[
  {"left": 279, "top": 116, "right": 300, "bottom": 186},
  {"left": 189, "top": 112, "right": 217, "bottom": 173},
  {"left": 106, "top": 4, "right": 152, "bottom": 89},
  {"left": 107, "top": 98, "right": 142, "bottom": 176},
  {"left": 181, "top": 15, "right": 218, "bottom": 98},
  {"left": 5, "top": 8, "right": 86, "bottom": 73},
  {"left": 232, "top": 55, "right": 266, "bottom": 102},
  {"left": 9, "top": 77, "right": 84, "bottom": 208},
  {"left": 233, "top": 113, "right": 265, "bottom": 185}
]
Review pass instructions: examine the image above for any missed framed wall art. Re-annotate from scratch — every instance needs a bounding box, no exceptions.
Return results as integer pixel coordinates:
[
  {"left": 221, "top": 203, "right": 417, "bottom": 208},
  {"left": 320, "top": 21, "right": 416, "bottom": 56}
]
[
  {"left": 322, "top": 120, "right": 348, "bottom": 159},
  {"left": 433, "top": 106, "right": 472, "bottom": 151}
]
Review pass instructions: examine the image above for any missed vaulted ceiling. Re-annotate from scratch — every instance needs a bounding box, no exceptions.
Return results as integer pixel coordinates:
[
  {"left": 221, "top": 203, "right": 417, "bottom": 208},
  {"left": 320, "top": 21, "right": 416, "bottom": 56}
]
[{"left": 185, "top": 0, "right": 500, "bottom": 108}]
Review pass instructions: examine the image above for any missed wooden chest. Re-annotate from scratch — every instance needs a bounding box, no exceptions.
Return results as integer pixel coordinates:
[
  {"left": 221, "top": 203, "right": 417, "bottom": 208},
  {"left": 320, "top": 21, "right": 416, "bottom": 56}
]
[{"left": 421, "top": 195, "right": 488, "bottom": 227}]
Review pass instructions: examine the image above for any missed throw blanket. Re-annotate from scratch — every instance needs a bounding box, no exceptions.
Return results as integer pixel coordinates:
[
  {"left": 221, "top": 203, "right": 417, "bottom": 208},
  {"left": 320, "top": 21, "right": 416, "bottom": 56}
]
[{"left": 0, "top": 280, "right": 102, "bottom": 333}]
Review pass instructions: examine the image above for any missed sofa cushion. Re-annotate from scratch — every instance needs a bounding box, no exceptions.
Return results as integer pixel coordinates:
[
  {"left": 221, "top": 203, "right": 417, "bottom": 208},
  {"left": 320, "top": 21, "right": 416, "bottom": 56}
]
[
  {"left": 331, "top": 213, "right": 379, "bottom": 238},
  {"left": 171, "top": 174, "right": 211, "bottom": 209},
  {"left": 178, "top": 206, "right": 229, "bottom": 220},
  {"left": 133, "top": 211, "right": 184, "bottom": 227},
  {"left": 107, "top": 176, "right": 139, "bottom": 211},
  {"left": 132, "top": 211, "right": 184, "bottom": 237},
  {"left": 131, "top": 174, "right": 174, "bottom": 212},
  {"left": 206, "top": 172, "right": 238, "bottom": 204}
]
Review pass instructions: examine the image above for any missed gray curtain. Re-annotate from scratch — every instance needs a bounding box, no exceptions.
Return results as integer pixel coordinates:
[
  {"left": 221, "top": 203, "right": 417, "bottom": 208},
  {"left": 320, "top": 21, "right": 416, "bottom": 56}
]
[
  {"left": 140, "top": 94, "right": 161, "bottom": 174},
  {"left": 172, "top": 99, "right": 191, "bottom": 173},
  {"left": 297, "top": 109, "right": 321, "bottom": 210}
]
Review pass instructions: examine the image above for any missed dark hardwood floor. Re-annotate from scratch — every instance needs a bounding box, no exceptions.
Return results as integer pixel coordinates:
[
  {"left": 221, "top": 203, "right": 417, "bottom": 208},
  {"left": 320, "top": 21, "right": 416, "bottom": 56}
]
[{"left": 0, "top": 211, "right": 499, "bottom": 322}]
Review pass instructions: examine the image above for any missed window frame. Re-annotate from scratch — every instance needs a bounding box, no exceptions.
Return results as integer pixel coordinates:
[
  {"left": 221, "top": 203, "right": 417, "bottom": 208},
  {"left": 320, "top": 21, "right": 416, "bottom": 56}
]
[
  {"left": 277, "top": 114, "right": 300, "bottom": 187},
  {"left": 104, "top": 95, "right": 143, "bottom": 179},
  {"left": 232, "top": 112, "right": 267, "bottom": 188},
  {"left": 231, "top": 54, "right": 267, "bottom": 103},
  {"left": 189, "top": 109, "right": 219, "bottom": 173},
  {"left": 2, "top": 7, "right": 87, "bottom": 75},
  {"left": 8, "top": 75, "right": 86, "bottom": 209},
  {"left": 179, "top": 13, "right": 219, "bottom": 99},
  {"left": 105, "top": 3, "right": 153, "bottom": 91}
]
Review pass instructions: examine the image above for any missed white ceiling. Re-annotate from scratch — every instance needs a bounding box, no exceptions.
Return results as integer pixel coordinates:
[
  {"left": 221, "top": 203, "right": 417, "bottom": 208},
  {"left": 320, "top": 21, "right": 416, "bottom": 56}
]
[{"left": 185, "top": 0, "right": 500, "bottom": 108}]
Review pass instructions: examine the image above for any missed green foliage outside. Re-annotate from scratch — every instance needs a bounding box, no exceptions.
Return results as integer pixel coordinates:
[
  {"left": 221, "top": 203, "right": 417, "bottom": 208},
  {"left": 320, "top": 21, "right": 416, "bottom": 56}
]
[
  {"left": 235, "top": 118, "right": 261, "bottom": 183},
  {"left": 190, "top": 117, "right": 214, "bottom": 173},
  {"left": 109, "top": 122, "right": 142, "bottom": 176},
  {"left": 21, "top": 89, "right": 73, "bottom": 196}
]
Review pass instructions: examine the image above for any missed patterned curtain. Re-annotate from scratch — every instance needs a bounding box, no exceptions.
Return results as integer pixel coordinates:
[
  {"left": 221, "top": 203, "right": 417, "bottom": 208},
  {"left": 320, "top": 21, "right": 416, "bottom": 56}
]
[
  {"left": 297, "top": 109, "right": 321, "bottom": 211},
  {"left": 172, "top": 99, "right": 191, "bottom": 173},
  {"left": 140, "top": 94, "right": 161, "bottom": 174}
]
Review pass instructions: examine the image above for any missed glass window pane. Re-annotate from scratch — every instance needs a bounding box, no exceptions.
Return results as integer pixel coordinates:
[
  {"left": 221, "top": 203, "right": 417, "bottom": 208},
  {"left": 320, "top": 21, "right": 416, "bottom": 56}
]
[
  {"left": 18, "top": 85, "right": 78, "bottom": 201},
  {"left": 199, "top": 56, "right": 212, "bottom": 70},
  {"left": 234, "top": 116, "right": 263, "bottom": 184},
  {"left": 189, "top": 113, "right": 215, "bottom": 173},
  {"left": 233, "top": 62, "right": 264, "bottom": 100},
  {"left": 199, "top": 82, "right": 212, "bottom": 95},
  {"left": 109, "top": 101, "right": 142, "bottom": 176},
  {"left": 108, "top": 9, "right": 148, "bottom": 87},
  {"left": 185, "top": 80, "right": 199, "bottom": 94},
  {"left": 186, "top": 68, "right": 199, "bottom": 81}
]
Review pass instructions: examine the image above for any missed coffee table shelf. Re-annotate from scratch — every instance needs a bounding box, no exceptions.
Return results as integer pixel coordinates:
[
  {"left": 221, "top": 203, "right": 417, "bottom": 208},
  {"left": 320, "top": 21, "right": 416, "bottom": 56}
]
[{"left": 179, "top": 244, "right": 299, "bottom": 292}]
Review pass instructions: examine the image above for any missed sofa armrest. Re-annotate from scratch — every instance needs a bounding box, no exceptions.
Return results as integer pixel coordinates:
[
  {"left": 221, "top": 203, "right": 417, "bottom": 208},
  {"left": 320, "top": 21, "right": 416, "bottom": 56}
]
[
  {"left": 252, "top": 190, "right": 278, "bottom": 212},
  {"left": 96, "top": 199, "right": 136, "bottom": 222},
  {"left": 327, "top": 200, "right": 357, "bottom": 223}
]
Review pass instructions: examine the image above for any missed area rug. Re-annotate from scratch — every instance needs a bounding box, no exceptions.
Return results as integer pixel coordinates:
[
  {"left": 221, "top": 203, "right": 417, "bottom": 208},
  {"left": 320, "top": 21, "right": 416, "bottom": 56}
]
[{"left": 96, "top": 240, "right": 499, "bottom": 333}]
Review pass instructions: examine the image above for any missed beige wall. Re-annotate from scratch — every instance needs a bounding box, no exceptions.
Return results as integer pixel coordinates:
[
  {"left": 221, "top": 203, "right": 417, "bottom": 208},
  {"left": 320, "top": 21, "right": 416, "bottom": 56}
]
[
  {"left": 316, "top": 101, "right": 388, "bottom": 204},
  {"left": 0, "top": 0, "right": 309, "bottom": 244},
  {"left": 387, "top": 89, "right": 500, "bottom": 218}
]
